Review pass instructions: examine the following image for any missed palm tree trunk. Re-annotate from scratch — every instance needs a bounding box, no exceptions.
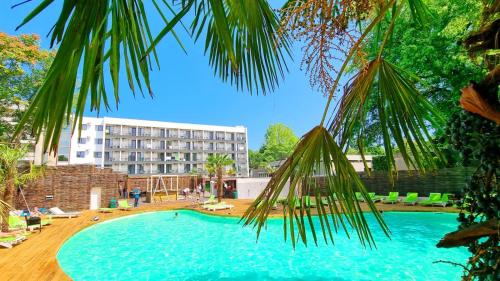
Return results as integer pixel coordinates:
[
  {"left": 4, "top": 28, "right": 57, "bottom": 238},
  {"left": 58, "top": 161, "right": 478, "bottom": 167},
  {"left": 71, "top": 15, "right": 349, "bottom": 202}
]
[
  {"left": 217, "top": 166, "right": 223, "bottom": 203},
  {"left": 1, "top": 168, "right": 15, "bottom": 232}
]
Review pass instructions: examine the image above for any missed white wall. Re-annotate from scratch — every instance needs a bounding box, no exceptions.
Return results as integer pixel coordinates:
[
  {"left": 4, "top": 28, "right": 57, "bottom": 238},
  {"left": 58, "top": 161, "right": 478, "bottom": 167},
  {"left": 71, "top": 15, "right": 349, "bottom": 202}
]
[
  {"left": 236, "top": 178, "right": 290, "bottom": 199},
  {"left": 69, "top": 118, "right": 105, "bottom": 165}
]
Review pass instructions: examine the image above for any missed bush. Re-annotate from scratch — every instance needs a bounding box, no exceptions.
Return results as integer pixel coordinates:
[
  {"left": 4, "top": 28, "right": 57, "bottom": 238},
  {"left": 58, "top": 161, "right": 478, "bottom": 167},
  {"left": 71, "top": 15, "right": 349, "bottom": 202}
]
[{"left": 372, "top": 155, "right": 388, "bottom": 171}]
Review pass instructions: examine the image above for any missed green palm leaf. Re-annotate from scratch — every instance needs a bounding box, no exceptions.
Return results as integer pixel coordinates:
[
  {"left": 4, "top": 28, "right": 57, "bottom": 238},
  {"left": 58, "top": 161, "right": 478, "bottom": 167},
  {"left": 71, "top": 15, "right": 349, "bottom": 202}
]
[
  {"left": 330, "top": 58, "right": 445, "bottom": 179},
  {"left": 14, "top": 0, "right": 161, "bottom": 153},
  {"left": 241, "top": 126, "right": 390, "bottom": 248},
  {"left": 188, "top": 0, "right": 291, "bottom": 94}
]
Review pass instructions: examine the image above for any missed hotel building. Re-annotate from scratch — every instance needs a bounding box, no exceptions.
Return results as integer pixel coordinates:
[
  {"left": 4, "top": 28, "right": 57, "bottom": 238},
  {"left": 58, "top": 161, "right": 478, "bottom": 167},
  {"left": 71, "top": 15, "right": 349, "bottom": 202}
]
[{"left": 57, "top": 117, "right": 249, "bottom": 176}]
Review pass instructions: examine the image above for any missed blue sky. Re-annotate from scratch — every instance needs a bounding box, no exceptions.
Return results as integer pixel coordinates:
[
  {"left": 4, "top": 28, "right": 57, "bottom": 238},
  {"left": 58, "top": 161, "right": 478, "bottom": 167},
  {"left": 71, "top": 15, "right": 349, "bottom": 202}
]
[{"left": 0, "top": 1, "right": 335, "bottom": 149}]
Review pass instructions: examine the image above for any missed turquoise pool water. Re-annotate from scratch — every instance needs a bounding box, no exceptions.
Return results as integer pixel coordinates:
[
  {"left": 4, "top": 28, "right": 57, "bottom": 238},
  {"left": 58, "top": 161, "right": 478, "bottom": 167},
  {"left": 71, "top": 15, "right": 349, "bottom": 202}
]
[{"left": 58, "top": 211, "right": 468, "bottom": 281}]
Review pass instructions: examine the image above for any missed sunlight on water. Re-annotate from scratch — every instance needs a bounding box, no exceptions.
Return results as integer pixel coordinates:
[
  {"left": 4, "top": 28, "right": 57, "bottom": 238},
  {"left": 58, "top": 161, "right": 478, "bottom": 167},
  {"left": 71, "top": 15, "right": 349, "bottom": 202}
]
[{"left": 57, "top": 211, "right": 467, "bottom": 281}]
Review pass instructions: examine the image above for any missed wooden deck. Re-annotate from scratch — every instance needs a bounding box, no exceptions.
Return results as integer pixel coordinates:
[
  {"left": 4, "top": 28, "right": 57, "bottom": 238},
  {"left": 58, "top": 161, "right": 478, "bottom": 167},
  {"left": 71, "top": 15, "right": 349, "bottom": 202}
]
[{"left": 0, "top": 199, "right": 458, "bottom": 281}]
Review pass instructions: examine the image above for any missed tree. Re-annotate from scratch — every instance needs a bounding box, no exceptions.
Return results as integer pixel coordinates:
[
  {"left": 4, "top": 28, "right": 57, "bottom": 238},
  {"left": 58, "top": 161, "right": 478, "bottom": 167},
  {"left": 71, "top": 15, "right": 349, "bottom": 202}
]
[
  {"left": 0, "top": 32, "right": 53, "bottom": 142},
  {"left": 349, "top": 0, "right": 485, "bottom": 148},
  {"left": 261, "top": 123, "right": 299, "bottom": 161},
  {"left": 0, "top": 144, "right": 42, "bottom": 232},
  {"left": 249, "top": 123, "right": 298, "bottom": 169},
  {"left": 205, "top": 154, "right": 234, "bottom": 203}
]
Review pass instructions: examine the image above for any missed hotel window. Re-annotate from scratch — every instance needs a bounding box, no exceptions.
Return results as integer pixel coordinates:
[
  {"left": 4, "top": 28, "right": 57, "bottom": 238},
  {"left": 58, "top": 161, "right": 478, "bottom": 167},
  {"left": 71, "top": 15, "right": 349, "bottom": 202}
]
[
  {"left": 96, "top": 125, "right": 103, "bottom": 131},
  {"left": 81, "top": 124, "right": 88, "bottom": 130},
  {"left": 95, "top": 138, "right": 103, "bottom": 144},
  {"left": 76, "top": 151, "right": 85, "bottom": 158},
  {"left": 78, "top": 138, "right": 86, "bottom": 144},
  {"left": 94, "top": 152, "right": 102, "bottom": 158},
  {"left": 128, "top": 164, "right": 135, "bottom": 174}
]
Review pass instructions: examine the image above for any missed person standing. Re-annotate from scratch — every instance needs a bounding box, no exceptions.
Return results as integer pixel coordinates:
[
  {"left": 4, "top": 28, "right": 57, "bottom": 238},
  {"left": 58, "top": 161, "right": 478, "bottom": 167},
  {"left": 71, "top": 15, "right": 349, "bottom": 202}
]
[
  {"left": 118, "top": 180, "right": 124, "bottom": 198},
  {"left": 132, "top": 187, "right": 141, "bottom": 207}
]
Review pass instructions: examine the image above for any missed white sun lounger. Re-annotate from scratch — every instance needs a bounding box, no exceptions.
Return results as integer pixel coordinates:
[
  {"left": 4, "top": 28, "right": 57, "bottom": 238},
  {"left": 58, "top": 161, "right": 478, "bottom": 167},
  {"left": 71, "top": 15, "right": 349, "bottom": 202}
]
[
  {"left": 49, "top": 207, "right": 81, "bottom": 218},
  {"left": 202, "top": 202, "right": 234, "bottom": 211},
  {"left": 0, "top": 236, "right": 26, "bottom": 249}
]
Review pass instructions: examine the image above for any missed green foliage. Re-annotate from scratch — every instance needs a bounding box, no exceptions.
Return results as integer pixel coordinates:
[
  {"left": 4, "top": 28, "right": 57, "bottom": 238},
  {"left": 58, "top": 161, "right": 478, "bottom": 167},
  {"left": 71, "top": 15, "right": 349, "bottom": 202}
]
[
  {"left": 372, "top": 156, "right": 388, "bottom": 171},
  {"left": 332, "top": 58, "right": 445, "bottom": 179},
  {"left": 205, "top": 154, "right": 234, "bottom": 175},
  {"left": 205, "top": 154, "right": 234, "bottom": 202},
  {"left": 242, "top": 126, "right": 389, "bottom": 247},
  {"left": 353, "top": 0, "right": 485, "bottom": 148},
  {"left": 0, "top": 32, "right": 53, "bottom": 141},
  {"left": 249, "top": 123, "right": 298, "bottom": 169},
  {"left": 446, "top": 110, "right": 499, "bottom": 279},
  {"left": 0, "top": 144, "right": 43, "bottom": 231}
]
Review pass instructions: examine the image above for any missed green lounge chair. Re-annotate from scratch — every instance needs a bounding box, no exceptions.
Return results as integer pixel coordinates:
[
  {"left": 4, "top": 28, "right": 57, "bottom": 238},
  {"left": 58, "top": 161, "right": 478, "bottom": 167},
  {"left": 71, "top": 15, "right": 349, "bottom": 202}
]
[
  {"left": 118, "top": 200, "right": 132, "bottom": 210},
  {"left": 403, "top": 193, "right": 419, "bottom": 205},
  {"left": 360, "top": 193, "right": 383, "bottom": 203},
  {"left": 304, "top": 196, "right": 316, "bottom": 208},
  {"left": 8, "top": 215, "right": 25, "bottom": 230},
  {"left": 382, "top": 192, "right": 399, "bottom": 204},
  {"left": 432, "top": 193, "right": 452, "bottom": 207},
  {"left": 419, "top": 193, "right": 441, "bottom": 206},
  {"left": 321, "top": 197, "right": 330, "bottom": 206},
  {"left": 355, "top": 192, "right": 363, "bottom": 201}
]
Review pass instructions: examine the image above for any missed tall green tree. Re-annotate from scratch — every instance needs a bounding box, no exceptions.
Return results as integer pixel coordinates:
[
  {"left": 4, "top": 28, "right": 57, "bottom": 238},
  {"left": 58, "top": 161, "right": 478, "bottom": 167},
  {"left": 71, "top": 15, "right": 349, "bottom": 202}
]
[
  {"left": 249, "top": 123, "right": 298, "bottom": 169},
  {"left": 0, "top": 32, "right": 53, "bottom": 142},
  {"left": 261, "top": 123, "right": 299, "bottom": 161},
  {"left": 349, "top": 0, "right": 485, "bottom": 148},
  {"left": 205, "top": 154, "right": 234, "bottom": 203}
]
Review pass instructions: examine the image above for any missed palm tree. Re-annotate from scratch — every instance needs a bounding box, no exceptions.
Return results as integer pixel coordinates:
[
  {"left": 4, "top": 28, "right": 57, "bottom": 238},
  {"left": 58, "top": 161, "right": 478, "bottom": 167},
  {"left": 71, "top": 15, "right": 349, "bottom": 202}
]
[
  {"left": 205, "top": 154, "right": 234, "bottom": 203},
  {"left": 11, "top": 0, "right": 496, "bottom": 250}
]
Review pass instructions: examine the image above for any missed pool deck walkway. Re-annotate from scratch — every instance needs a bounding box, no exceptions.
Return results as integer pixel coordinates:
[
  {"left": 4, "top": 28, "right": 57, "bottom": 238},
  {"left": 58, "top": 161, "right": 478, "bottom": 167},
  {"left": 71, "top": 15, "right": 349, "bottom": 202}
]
[{"left": 0, "top": 199, "right": 458, "bottom": 281}]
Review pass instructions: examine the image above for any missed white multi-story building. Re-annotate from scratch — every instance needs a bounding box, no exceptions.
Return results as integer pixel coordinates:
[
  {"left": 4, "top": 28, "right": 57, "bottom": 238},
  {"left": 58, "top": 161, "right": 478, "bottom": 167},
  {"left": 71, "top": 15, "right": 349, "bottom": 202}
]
[{"left": 57, "top": 117, "right": 249, "bottom": 176}]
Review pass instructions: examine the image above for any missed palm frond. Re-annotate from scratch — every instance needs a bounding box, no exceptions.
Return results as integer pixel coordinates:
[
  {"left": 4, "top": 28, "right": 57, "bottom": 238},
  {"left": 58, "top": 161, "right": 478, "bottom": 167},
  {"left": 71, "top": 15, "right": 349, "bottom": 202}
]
[
  {"left": 14, "top": 0, "right": 164, "bottom": 153},
  {"left": 330, "top": 58, "right": 445, "bottom": 179},
  {"left": 406, "top": 0, "right": 432, "bottom": 26},
  {"left": 241, "top": 126, "right": 389, "bottom": 248},
  {"left": 189, "top": 0, "right": 291, "bottom": 94}
]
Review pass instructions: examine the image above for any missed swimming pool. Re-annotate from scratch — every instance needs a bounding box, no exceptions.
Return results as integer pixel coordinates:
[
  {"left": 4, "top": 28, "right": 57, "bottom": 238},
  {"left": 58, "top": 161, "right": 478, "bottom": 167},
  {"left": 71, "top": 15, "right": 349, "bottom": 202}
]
[{"left": 58, "top": 211, "right": 467, "bottom": 281}]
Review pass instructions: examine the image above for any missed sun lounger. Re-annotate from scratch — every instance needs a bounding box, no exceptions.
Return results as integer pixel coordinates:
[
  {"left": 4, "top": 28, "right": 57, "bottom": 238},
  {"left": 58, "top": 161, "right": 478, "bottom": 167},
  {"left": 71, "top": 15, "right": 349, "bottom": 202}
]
[
  {"left": 8, "top": 215, "right": 25, "bottom": 230},
  {"left": 419, "top": 193, "right": 442, "bottom": 206},
  {"left": 382, "top": 192, "right": 399, "bottom": 204},
  {"left": 403, "top": 193, "right": 418, "bottom": 205},
  {"left": 202, "top": 202, "right": 234, "bottom": 211},
  {"left": 359, "top": 193, "right": 383, "bottom": 203},
  {"left": 0, "top": 235, "right": 26, "bottom": 248},
  {"left": 117, "top": 200, "right": 132, "bottom": 211},
  {"left": 304, "top": 196, "right": 317, "bottom": 208},
  {"left": 49, "top": 207, "right": 81, "bottom": 218},
  {"left": 355, "top": 192, "right": 363, "bottom": 201},
  {"left": 432, "top": 193, "right": 452, "bottom": 207}
]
